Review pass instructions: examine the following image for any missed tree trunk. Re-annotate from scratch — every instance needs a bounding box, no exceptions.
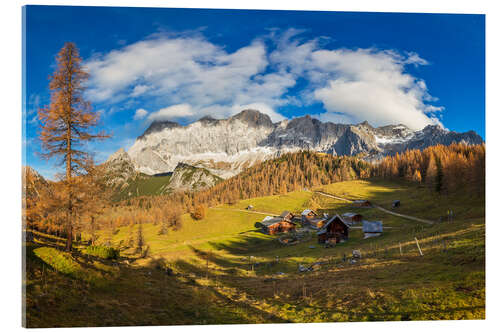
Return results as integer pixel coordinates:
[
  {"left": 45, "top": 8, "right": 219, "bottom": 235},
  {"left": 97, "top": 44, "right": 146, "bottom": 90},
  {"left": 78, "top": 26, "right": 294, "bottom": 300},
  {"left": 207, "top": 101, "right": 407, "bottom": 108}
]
[{"left": 65, "top": 209, "right": 73, "bottom": 251}]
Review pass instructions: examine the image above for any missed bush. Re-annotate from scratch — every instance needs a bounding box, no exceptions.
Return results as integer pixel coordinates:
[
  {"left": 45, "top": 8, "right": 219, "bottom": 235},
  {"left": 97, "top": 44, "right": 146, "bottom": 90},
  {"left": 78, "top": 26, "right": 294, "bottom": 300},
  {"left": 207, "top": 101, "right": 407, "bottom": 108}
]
[{"left": 83, "top": 245, "right": 119, "bottom": 259}]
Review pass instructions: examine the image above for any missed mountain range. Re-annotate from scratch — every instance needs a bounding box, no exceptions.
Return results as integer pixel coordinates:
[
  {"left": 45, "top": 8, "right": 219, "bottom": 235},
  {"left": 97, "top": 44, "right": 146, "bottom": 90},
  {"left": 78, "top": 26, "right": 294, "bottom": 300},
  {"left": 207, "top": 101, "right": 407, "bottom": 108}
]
[
  {"left": 121, "top": 109, "right": 482, "bottom": 179},
  {"left": 25, "top": 109, "right": 483, "bottom": 196}
]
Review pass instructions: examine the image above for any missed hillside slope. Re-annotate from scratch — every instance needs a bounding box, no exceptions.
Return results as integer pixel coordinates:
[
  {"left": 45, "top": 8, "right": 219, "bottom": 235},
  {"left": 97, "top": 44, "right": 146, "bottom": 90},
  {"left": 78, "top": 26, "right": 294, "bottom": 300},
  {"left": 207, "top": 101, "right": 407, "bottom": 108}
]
[{"left": 24, "top": 179, "right": 484, "bottom": 326}]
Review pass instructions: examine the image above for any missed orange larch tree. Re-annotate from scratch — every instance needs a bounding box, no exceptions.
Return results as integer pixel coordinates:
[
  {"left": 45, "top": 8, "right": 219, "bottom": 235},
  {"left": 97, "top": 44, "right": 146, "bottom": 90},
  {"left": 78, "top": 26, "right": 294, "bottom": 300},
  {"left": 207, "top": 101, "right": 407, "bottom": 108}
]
[{"left": 38, "top": 42, "right": 109, "bottom": 251}]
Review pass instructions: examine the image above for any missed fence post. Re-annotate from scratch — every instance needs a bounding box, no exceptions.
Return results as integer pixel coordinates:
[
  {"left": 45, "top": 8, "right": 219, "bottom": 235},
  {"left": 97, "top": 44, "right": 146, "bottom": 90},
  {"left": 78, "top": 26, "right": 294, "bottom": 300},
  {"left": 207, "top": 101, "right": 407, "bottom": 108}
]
[
  {"left": 206, "top": 256, "right": 209, "bottom": 280},
  {"left": 302, "top": 280, "right": 306, "bottom": 299},
  {"left": 414, "top": 237, "right": 423, "bottom": 256}
]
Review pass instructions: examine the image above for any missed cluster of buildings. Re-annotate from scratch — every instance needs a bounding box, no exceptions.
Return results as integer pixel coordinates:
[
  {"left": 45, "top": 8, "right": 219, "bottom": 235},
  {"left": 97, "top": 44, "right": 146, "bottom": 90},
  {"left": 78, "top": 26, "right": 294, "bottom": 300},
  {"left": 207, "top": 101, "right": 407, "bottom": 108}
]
[{"left": 260, "top": 200, "right": 384, "bottom": 244}]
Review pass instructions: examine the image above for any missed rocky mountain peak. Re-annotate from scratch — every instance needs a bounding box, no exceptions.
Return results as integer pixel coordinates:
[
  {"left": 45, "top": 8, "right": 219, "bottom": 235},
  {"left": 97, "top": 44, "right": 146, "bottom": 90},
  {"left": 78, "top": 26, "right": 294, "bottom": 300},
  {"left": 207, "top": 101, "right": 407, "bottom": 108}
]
[
  {"left": 124, "top": 108, "right": 483, "bottom": 178},
  {"left": 139, "top": 120, "right": 182, "bottom": 138},
  {"left": 105, "top": 148, "right": 131, "bottom": 164},
  {"left": 358, "top": 120, "right": 373, "bottom": 128},
  {"left": 197, "top": 115, "right": 219, "bottom": 124},
  {"left": 422, "top": 124, "right": 446, "bottom": 133},
  {"left": 230, "top": 109, "right": 273, "bottom": 128},
  {"left": 167, "top": 162, "right": 222, "bottom": 192}
]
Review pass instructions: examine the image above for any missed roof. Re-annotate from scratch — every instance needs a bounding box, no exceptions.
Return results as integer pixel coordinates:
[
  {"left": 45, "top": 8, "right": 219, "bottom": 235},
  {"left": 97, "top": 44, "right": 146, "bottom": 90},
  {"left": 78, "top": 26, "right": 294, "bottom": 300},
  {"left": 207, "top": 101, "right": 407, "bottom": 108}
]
[
  {"left": 261, "top": 218, "right": 283, "bottom": 227},
  {"left": 279, "top": 211, "right": 292, "bottom": 218},
  {"left": 317, "top": 215, "right": 349, "bottom": 235},
  {"left": 362, "top": 221, "right": 383, "bottom": 233},
  {"left": 301, "top": 209, "right": 317, "bottom": 216},
  {"left": 342, "top": 212, "right": 362, "bottom": 218},
  {"left": 308, "top": 217, "right": 328, "bottom": 227},
  {"left": 353, "top": 200, "right": 370, "bottom": 204},
  {"left": 261, "top": 216, "right": 296, "bottom": 227}
]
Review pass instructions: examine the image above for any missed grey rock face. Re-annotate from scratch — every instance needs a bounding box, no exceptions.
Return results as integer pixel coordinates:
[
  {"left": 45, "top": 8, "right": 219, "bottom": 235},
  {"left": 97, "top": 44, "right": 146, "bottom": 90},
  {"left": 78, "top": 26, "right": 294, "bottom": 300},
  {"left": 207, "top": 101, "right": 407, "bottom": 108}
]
[
  {"left": 102, "top": 148, "right": 137, "bottom": 189},
  {"left": 166, "top": 163, "right": 222, "bottom": 192},
  {"left": 126, "top": 110, "right": 483, "bottom": 178}
]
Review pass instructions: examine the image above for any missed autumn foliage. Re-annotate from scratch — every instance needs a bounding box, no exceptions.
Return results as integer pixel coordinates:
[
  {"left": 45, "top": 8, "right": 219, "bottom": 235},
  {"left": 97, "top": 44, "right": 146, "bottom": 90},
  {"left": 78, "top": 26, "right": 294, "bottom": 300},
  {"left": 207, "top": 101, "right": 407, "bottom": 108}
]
[
  {"left": 36, "top": 42, "right": 108, "bottom": 250},
  {"left": 191, "top": 204, "right": 207, "bottom": 220},
  {"left": 375, "top": 143, "right": 485, "bottom": 195}
]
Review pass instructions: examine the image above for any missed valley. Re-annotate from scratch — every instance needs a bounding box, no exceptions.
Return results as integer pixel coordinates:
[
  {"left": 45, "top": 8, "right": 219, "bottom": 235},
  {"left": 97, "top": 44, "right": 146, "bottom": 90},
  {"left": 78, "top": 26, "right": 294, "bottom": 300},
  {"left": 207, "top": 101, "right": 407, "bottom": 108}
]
[{"left": 24, "top": 178, "right": 485, "bottom": 326}]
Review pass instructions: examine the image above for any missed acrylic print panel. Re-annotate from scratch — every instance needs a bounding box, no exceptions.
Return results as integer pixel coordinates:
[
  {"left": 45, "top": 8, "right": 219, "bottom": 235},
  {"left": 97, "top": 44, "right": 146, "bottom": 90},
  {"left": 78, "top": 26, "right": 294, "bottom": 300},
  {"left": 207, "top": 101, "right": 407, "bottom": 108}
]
[{"left": 22, "top": 4, "right": 485, "bottom": 327}]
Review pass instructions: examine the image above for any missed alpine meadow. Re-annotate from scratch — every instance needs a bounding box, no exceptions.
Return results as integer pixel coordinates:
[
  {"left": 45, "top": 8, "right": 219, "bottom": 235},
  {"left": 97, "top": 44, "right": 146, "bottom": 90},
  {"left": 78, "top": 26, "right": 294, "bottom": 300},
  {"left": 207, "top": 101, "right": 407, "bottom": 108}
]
[{"left": 22, "top": 6, "right": 485, "bottom": 328}]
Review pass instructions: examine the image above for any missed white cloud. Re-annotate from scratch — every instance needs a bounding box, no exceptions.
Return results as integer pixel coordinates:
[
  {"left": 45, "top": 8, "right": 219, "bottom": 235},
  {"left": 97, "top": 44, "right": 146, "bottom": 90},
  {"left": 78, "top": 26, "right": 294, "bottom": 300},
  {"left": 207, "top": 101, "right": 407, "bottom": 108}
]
[
  {"left": 147, "top": 104, "right": 194, "bottom": 122},
  {"left": 85, "top": 30, "right": 444, "bottom": 130},
  {"left": 130, "top": 85, "right": 150, "bottom": 97},
  {"left": 306, "top": 48, "right": 443, "bottom": 129},
  {"left": 133, "top": 108, "right": 148, "bottom": 120}
]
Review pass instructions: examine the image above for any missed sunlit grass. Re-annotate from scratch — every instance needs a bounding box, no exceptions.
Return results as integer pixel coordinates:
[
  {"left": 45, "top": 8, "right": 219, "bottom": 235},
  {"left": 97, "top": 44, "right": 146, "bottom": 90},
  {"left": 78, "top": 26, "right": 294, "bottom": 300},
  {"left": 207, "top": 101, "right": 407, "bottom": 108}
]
[{"left": 25, "top": 179, "right": 485, "bottom": 326}]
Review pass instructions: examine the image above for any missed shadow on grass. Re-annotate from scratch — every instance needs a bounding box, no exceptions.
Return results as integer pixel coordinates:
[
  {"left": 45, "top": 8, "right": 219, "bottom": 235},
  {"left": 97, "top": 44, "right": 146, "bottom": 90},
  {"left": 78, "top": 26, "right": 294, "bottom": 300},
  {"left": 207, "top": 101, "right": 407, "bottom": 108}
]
[
  {"left": 173, "top": 240, "right": 484, "bottom": 322},
  {"left": 24, "top": 239, "right": 292, "bottom": 327}
]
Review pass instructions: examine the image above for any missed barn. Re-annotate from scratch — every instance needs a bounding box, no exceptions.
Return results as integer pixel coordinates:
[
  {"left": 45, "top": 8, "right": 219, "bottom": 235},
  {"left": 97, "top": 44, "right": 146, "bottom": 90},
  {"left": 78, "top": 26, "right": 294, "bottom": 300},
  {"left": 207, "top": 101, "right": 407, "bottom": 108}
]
[
  {"left": 279, "top": 211, "right": 294, "bottom": 222},
  {"left": 308, "top": 217, "right": 329, "bottom": 230},
  {"left": 362, "top": 221, "right": 383, "bottom": 238},
  {"left": 317, "top": 215, "right": 350, "bottom": 244},
  {"left": 301, "top": 209, "right": 318, "bottom": 223},
  {"left": 342, "top": 212, "right": 363, "bottom": 225},
  {"left": 353, "top": 200, "right": 373, "bottom": 208},
  {"left": 301, "top": 210, "right": 329, "bottom": 229},
  {"left": 261, "top": 217, "right": 297, "bottom": 235}
]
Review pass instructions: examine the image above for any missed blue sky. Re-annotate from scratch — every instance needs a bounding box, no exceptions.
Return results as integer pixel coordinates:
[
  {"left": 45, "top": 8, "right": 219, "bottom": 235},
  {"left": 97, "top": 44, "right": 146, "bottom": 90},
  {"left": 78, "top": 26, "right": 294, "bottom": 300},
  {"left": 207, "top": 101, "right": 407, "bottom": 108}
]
[{"left": 23, "top": 5, "right": 485, "bottom": 178}]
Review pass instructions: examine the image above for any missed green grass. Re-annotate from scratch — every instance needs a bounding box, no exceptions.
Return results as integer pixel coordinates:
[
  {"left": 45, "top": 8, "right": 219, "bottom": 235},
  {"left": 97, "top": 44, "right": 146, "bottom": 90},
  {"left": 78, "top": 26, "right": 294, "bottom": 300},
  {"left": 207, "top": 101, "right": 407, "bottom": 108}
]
[
  {"left": 25, "top": 178, "right": 485, "bottom": 326},
  {"left": 317, "top": 178, "right": 484, "bottom": 222},
  {"left": 226, "top": 190, "right": 314, "bottom": 215},
  {"left": 30, "top": 246, "right": 115, "bottom": 287},
  {"left": 83, "top": 245, "right": 119, "bottom": 260},
  {"left": 114, "top": 174, "right": 172, "bottom": 200}
]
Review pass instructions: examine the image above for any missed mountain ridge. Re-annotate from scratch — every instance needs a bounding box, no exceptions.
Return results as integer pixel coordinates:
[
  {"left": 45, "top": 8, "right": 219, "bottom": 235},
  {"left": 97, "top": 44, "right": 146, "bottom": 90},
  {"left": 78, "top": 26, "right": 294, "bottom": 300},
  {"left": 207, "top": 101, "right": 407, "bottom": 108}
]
[{"left": 123, "top": 109, "right": 483, "bottom": 178}]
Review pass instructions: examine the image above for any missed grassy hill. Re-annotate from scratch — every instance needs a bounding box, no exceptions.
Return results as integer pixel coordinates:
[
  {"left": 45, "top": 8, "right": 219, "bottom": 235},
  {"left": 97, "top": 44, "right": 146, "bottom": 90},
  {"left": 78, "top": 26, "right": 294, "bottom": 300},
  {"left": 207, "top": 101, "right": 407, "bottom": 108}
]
[
  {"left": 24, "top": 178, "right": 484, "bottom": 326},
  {"left": 113, "top": 174, "right": 173, "bottom": 201}
]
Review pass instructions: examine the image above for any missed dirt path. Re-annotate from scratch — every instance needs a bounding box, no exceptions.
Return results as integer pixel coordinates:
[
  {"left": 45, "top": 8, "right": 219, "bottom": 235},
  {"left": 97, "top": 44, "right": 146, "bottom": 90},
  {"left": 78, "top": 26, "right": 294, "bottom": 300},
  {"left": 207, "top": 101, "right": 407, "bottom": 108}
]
[{"left": 314, "top": 191, "right": 434, "bottom": 225}]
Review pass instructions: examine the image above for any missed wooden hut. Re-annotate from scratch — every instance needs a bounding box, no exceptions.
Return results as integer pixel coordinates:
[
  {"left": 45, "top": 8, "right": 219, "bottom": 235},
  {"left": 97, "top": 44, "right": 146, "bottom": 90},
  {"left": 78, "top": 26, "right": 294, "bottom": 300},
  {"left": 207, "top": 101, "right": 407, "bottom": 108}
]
[
  {"left": 317, "top": 215, "right": 350, "bottom": 244},
  {"left": 301, "top": 210, "right": 328, "bottom": 229},
  {"left": 342, "top": 212, "right": 363, "bottom": 225},
  {"left": 362, "top": 221, "right": 383, "bottom": 239},
  {"left": 301, "top": 209, "right": 318, "bottom": 223},
  {"left": 261, "top": 216, "right": 297, "bottom": 235},
  {"left": 279, "top": 211, "right": 294, "bottom": 222}
]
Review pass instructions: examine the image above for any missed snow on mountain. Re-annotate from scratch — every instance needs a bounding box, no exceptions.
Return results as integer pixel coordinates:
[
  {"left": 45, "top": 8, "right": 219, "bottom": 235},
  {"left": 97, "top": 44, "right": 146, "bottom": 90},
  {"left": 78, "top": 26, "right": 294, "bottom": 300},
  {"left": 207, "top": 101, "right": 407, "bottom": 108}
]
[{"left": 125, "top": 109, "right": 484, "bottom": 178}]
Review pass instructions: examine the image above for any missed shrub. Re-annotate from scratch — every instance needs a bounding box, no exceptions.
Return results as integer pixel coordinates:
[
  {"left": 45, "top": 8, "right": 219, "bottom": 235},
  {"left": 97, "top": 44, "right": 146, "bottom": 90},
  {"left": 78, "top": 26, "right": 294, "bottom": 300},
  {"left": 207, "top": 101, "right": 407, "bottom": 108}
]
[{"left": 83, "top": 245, "right": 119, "bottom": 259}]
